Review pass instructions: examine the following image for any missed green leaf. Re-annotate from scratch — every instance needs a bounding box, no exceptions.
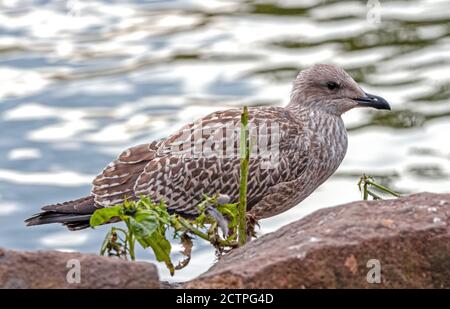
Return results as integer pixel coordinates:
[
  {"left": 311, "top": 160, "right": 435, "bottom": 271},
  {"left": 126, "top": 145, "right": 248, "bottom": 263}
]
[
  {"left": 128, "top": 211, "right": 158, "bottom": 243},
  {"left": 193, "top": 212, "right": 207, "bottom": 226},
  {"left": 147, "top": 232, "right": 174, "bottom": 275},
  {"left": 138, "top": 196, "right": 155, "bottom": 209},
  {"left": 218, "top": 203, "right": 238, "bottom": 228},
  {"left": 127, "top": 210, "right": 174, "bottom": 275},
  {"left": 121, "top": 199, "right": 137, "bottom": 216},
  {"left": 90, "top": 205, "right": 122, "bottom": 227},
  {"left": 130, "top": 217, "right": 174, "bottom": 275}
]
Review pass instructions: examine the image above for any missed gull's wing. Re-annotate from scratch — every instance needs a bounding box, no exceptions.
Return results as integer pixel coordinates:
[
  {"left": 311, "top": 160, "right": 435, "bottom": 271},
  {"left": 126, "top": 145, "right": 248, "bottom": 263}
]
[
  {"left": 91, "top": 140, "right": 163, "bottom": 207},
  {"left": 133, "top": 107, "right": 310, "bottom": 216},
  {"left": 27, "top": 140, "right": 165, "bottom": 230}
]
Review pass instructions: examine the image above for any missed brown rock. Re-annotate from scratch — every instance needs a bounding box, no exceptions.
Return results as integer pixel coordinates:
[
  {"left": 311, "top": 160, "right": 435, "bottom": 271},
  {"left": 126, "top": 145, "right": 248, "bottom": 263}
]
[
  {"left": 184, "top": 193, "right": 450, "bottom": 288},
  {"left": 0, "top": 249, "right": 159, "bottom": 288}
]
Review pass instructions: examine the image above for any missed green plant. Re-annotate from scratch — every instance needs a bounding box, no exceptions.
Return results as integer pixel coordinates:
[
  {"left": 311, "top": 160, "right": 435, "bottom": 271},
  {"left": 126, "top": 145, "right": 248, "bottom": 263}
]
[
  {"left": 91, "top": 195, "right": 241, "bottom": 275},
  {"left": 90, "top": 107, "right": 252, "bottom": 275},
  {"left": 358, "top": 174, "right": 400, "bottom": 200},
  {"left": 91, "top": 198, "right": 174, "bottom": 272},
  {"left": 238, "top": 106, "right": 249, "bottom": 246}
]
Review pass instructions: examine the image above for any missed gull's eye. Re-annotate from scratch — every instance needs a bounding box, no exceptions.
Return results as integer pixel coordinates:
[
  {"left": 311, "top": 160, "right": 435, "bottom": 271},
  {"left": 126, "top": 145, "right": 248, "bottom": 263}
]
[{"left": 326, "top": 82, "right": 339, "bottom": 91}]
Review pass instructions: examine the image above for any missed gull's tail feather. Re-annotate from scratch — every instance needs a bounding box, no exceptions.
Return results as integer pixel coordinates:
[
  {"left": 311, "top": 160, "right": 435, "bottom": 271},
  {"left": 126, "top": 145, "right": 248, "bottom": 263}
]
[{"left": 25, "top": 196, "right": 99, "bottom": 231}]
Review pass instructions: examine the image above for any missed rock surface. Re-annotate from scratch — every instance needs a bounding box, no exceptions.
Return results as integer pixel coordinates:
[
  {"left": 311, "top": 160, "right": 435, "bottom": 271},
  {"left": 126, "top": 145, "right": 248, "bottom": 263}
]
[
  {"left": 184, "top": 193, "right": 450, "bottom": 288},
  {"left": 2, "top": 193, "right": 449, "bottom": 289},
  {"left": 0, "top": 249, "right": 159, "bottom": 288}
]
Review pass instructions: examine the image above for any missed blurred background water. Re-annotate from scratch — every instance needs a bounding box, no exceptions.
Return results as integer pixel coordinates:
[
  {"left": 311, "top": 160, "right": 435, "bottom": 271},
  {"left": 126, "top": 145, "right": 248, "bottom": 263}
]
[{"left": 0, "top": 0, "right": 449, "bottom": 281}]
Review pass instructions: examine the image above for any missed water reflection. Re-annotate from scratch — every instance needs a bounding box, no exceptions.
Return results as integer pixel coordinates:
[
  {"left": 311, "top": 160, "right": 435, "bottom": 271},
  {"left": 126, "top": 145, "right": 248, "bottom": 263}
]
[{"left": 0, "top": 0, "right": 449, "bottom": 281}]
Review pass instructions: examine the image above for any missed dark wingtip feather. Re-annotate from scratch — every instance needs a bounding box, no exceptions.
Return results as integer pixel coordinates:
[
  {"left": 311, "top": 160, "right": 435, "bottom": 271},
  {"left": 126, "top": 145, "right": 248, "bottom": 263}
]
[
  {"left": 24, "top": 213, "right": 44, "bottom": 226},
  {"left": 25, "top": 211, "right": 92, "bottom": 226},
  {"left": 25, "top": 196, "right": 98, "bottom": 230}
]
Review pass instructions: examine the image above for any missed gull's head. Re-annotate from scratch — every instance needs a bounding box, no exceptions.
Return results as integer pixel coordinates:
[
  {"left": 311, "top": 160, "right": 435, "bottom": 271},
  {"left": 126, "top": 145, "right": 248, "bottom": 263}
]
[{"left": 289, "top": 64, "right": 390, "bottom": 115}]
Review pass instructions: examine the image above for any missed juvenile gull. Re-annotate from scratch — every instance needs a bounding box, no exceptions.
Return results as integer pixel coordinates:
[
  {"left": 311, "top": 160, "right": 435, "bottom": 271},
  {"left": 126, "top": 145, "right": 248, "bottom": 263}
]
[{"left": 25, "top": 64, "right": 390, "bottom": 230}]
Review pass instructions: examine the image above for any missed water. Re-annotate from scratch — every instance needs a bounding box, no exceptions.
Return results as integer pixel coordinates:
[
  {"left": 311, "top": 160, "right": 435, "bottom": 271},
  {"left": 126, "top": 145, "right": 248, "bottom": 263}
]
[{"left": 0, "top": 0, "right": 449, "bottom": 281}]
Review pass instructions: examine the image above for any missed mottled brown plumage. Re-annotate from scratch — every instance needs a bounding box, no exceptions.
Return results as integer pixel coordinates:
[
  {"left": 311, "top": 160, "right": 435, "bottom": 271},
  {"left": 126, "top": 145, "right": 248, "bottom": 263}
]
[{"left": 25, "top": 64, "right": 390, "bottom": 230}]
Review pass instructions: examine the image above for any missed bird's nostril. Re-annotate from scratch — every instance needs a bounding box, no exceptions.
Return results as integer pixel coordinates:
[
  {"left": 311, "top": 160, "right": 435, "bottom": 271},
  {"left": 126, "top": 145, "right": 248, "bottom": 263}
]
[{"left": 355, "top": 93, "right": 391, "bottom": 110}]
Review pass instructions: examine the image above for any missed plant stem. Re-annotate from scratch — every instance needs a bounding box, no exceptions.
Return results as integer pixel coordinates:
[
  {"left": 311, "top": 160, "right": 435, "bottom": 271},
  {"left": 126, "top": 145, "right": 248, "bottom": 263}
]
[
  {"left": 113, "top": 227, "right": 128, "bottom": 235},
  {"left": 358, "top": 174, "right": 400, "bottom": 201},
  {"left": 363, "top": 182, "right": 369, "bottom": 200},
  {"left": 367, "top": 189, "right": 382, "bottom": 200},
  {"left": 177, "top": 216, "right": 210, "bottom": 241},
  {"left": 238, "top": 106, "right": 249, "bottom": 246},
  {"left": 358, "top": 174, "right": 369, "bottom": 200},
  {"left": 177, "top": 216, "right": 237, "bottom": 248},
  {"left": 128, "top": 233, "right": 136, "bottom": 261},
  {"left": 365, "top": 180, "right": 400, "bottom": 197},
  {"left": 124, "top": 219, "right": 136, "bottom": 261}
]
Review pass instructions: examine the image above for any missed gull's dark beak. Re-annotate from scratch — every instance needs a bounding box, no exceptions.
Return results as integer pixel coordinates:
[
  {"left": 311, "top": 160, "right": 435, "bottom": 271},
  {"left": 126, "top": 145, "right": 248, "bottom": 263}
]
[{"left": 353, "top": 92, "right": 391, "bottom": 110}]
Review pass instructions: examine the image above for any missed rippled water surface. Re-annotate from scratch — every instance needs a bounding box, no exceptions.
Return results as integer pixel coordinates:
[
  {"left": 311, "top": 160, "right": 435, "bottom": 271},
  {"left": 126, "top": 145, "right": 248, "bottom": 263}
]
[{"left": 1, "top": 0, "right": 449, "bottom": 281}]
